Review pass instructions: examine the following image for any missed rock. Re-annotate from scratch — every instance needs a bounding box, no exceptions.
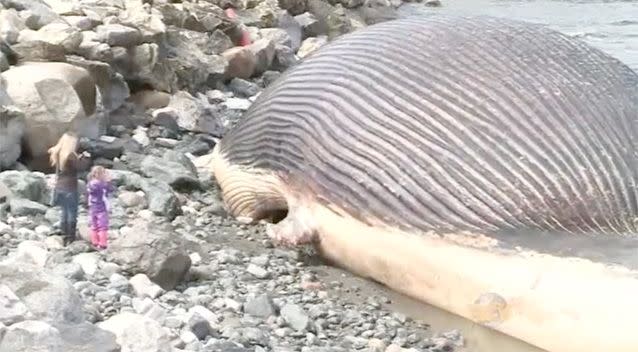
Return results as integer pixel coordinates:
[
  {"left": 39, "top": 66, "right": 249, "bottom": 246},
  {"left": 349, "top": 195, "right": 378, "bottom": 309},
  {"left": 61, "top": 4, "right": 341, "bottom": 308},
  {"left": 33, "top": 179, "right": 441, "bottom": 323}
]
[
  {"left": 65, "top": 55, "right": 130, "bottom": 113},
  {"left": 187, "top": 311, "right": 216, "bottom": 340},
  {"left": 368, "top": 338, "right": 387, "bottom": 352},
  {"left": 5, "top": 0, "right": 60, "bottom": 30},
  {"left": 98, "top": 312, "right": 173, "bottom": 352},
  {"left": 249, "top": 38, "right": 276, "bottom": 75},
  {"left": 114, "top": 42, "right": 176, "bottom": 93},
  {"left": 222, "top": 46, "right": 257, "bottom": 80},
  {"left": 210, "top": 29, "right": 234, "bottom": 55},
  {"left": 167, "top": 91, "right": 223, "bottom": 136},
  {"left": 118, "top": 191, "right": 145, "bottom": 208},
  {"left": 64, "top": 16, "right": 98, "bottom": 31},
  {"left": 96, "top": 24, "right": 142, "bottom": 47},
  {"left": 132, "top": 126, "right": 150, "bottom": 147},
  {"left": 222, "top": 97, "right": 251, "bottom": 111},
  {"left": 260, "top": 28, "right": 293, "bottom": 49},
  {"left": 1, "top": 62, "right": 96, "bottom": 160},
  {"left": 14, "top": 240, "right": 49, "bottom": 267},
  {"left": 117, "top": 0, "right": 166, "bottom": 42},
  {"left": 0, "top": 103, "right": 25, "bottom": 170},
  {"left": 140, "top": 154, "right": 200, "bottom": 190},
  {"left": 108, "top": 219, "right": 191, "bottom": 290},
  {"left": 244, "top": 294, "right": 277, "bottom": 318},
  {"left": 0, "top": 52, "right": 8, "bottom": 72},
  {"left": 164, "top": 29, "right": 228, "bottom": 92},
  {"left": 72, "top": 253, "right": 99, "bottom": 277},
  {"left": 50, "top": 262, "right": 85, "bottom": 281},
  {"left": 246, "top": 263, "right": 270, "bottom": 279},
  {"left": 0, "top": 320, "right": 64, "bottom": 352},
  {"left": 0, "top": 284, "right": 31, "bottom": 325},
  {"left": 295, "top": 12, "right": 323, "bottom": 39},
  {"left": 272, "top": 45, "right": 297, "bottom": 71},
  {"left": 54, "top": 321, "right": 120, "bottom": 352},
  {"left": 10, "top": 40, "right": 66, "bottom": 62},
  {"left": 0, "top": 263, "right": 85, "bottom": 324},
  {"left": 0, "top": 170, "right": 48, "bottom": 202},
  {"left": 0, "top": 9, "right": 24, "bottom": 44},
  {"left": 424, "top": 0, "right": 442, "bottom": 7},
  {"left": 281, "top": 304, "right": 309, "bottom": 331},
  {"left": 239, "top": 0, "right": 281, "bottom": 28},
  {"left": 180, "top": 1, "right": 228, "bottom": 33},
  {"left": 297, "top": 35, "right": 328, "bottom": 58},
  {"left": 18, "top": 22, "right": 82, "bottom": 53},
  {"left": 151, "top": 107, "right": 180, "bottom": 131},
  {"left": 228, "top": 78, "right": 261, "bottom": 98},
  {"left": 129, "top": 274, "right": 164, "bottom": 299},
  {"left": 139, "top": 178, "right": 180, "bottom": 219},
  {"left": 9, "top": 197, "right": 48, "bottom": 216}
]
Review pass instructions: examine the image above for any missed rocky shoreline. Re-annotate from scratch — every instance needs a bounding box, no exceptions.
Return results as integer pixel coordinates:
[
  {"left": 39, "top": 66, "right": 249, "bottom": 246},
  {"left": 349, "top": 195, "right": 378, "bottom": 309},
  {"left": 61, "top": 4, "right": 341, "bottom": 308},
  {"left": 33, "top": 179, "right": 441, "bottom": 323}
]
[{"left": 0, "top": 0, "right": 465, "bottom": 350}]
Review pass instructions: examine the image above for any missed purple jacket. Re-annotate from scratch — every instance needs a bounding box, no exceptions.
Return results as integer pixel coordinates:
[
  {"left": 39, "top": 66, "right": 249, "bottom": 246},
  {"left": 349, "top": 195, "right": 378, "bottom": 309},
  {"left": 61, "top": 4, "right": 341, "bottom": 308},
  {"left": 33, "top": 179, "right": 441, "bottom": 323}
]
[{"left": 87, "top": 179, "right": 114, "bottom": 214}]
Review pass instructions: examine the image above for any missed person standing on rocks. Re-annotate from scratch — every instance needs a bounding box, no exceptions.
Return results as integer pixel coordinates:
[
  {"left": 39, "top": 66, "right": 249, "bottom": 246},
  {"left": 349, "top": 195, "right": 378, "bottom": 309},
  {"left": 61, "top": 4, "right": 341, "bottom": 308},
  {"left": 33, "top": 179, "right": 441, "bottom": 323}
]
[
  {"left": 48, "top": 132, "right": 91, "bottom": 245},
  {"left": 86, "top": 165, "right": 114, "bottom": 250}
]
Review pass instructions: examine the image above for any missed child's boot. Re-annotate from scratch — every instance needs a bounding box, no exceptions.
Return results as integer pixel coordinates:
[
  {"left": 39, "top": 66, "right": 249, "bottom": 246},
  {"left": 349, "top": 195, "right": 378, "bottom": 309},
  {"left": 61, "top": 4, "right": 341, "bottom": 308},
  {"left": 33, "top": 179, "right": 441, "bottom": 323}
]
[
  {"left": 90, "top": 229, "right": 99, "bottom": 247},
  {"left": 98, "top": 231, "right": 108, "bottom": 249}
]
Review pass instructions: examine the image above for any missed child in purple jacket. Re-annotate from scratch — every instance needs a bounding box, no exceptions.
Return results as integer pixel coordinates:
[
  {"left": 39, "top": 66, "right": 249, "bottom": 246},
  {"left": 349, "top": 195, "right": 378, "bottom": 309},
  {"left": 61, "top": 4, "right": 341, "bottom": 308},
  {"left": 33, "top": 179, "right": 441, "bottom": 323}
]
[{"left": 87, "top": 166, "right": 114, "bottom": 249}]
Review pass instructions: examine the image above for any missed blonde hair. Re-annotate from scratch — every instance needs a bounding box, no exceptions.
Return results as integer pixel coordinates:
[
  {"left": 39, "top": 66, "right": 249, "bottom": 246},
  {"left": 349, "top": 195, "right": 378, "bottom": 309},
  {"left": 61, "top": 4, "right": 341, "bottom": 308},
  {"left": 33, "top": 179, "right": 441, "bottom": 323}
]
[
  {"left": 88, "top": 165, "right": 109, "bottom": 182},
  {"left": 48, "top": 132, "right": 79, "bottom": 171}
]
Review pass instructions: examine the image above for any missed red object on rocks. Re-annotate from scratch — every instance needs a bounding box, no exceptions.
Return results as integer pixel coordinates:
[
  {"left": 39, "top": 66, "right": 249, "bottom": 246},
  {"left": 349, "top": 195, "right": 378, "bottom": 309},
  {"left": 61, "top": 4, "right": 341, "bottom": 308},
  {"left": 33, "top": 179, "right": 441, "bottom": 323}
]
[{"left": 225, "top": 8, "right": 251, "bottom": 46}]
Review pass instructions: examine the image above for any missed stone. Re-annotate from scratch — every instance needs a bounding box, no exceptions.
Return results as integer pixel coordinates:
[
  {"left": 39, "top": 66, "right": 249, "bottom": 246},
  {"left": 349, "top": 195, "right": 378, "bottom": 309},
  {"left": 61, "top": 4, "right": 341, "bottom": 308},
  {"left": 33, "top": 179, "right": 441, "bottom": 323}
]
[
  {"left": 1, "top": 62, "right": 96, "bottom": 160},
  {"left": 228, "top": 78, "right": 261, "bottom": 98},
  {"left": 425, "top": 0, "right": 442, "bottom": 7},
  {"left": 0, "top": 9, "right": 24, "bottom": 44},
  {"left": 65, "top": 55, "right": 130, "bottom": 113},
  {"left": 167, "top": 91, "right": 223, "bottom": 136},
  {"left": 96, "top": 24, "right": 142, "bottom": 47},
  {"left": 50, "top": 262, "right": 85, "bottom": 281},
  {"left": 72, "top": 253, "right": 99, "bottom": 277},
  {"left": 18, "top": 22, "right": 82, "bottom": 53},
  {"left": 281, "top": 304, "right": 310, "bottom": 331},
  {"left": 64, "top": 16, "right": 98, "bottom": 31},
  {"left": 0, "top": 284, "right": 31, "bottom": 325},
  {"left": 132, "top": 126, "right": 150, "bottom": 147},
  {"left": 54, "top": 321, "right": 120, "bottom": 352},
  {"left": 222, "top": 46, "right": 257, "bottom": 80},
  {"left": 141, "top": 154, "right": 200, "bottom": 190},
  {"left": 244, "top": 294, "right": 277, "bottom": 318},
  {"left": 108, "top": 219, "right": 191, "bottom": 290},
  {"left": 272, "top": 45, "right": 297, "bottom": 71},
  {"left": 0, "top": 263, "right": 85, "bottom": 324},
  {"left": 98, "top": 312, "right": 173, "bottom": 352},
  {"left": 249, "top": 38, "right": 276, "bottom": 75},
  {"left": 0, "top": 52, "right": 8, "bottom": 72},
  {"left": 151, "top": 107, "right": 180, "bottom": 131},
  {"left": 10, "top": 40, "right": 65, "bottom": 62},
  {"left": 165, "top": 28, "right": 228, "bottom": 92},
  {"left": 117, "top": 0, "right": 166, "bottom": 42},
  {"left": 295, "top": 12, "right": 323, "bottom": 39},
  {"left": 210, "top": 29, "right": 234, "bottom": 55},
  {"left": 297, "top": 35, "right": 328, "bottom": 58},
  {"left": 0, "top": 320, "right": 64, "bottom": 352},
  {"left": 246, "top": 264, "right": 270, "bottom": 279},
  {"left": 113, "top": 42, "right": 176, "bottom": 93},
  {"left": 14, "top": 240, "right": 49, "bottom": 267},
  {"left": 140, "top": 178, "right": 180, "bottom": 219},
  {"left": 0, "top": 102, "right": 25, "bottom": 170},
  {"left": 129, "top": 274, "right": 164, "bottom": 299},
  {"left": 118, "top": 191, "right": 146, "bottom": 208},
  {"left": 0, "top": 170, "right": 48, "bottom": 202},
  {"left": 7, "top": 0, "right": 60, "bottom": 30},
  {"left": 9, "top": 197, "right": 48, "bottom": 216}
]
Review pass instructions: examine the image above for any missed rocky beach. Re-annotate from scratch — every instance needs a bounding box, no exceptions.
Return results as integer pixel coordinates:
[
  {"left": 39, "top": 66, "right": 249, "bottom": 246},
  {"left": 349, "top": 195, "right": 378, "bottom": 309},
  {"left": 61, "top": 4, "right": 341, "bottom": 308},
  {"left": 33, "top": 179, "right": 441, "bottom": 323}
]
[{"left": 0, "top": 0, "right": 468, "bottom": 351}]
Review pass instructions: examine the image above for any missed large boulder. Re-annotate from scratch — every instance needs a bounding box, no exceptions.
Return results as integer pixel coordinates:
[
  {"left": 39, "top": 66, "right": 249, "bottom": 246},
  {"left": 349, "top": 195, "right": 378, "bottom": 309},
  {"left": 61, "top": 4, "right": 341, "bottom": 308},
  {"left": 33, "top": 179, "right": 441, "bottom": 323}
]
[
  {"left": 0, "top": 8, "right": 24, "bottom": 44},
  {"left": 0, "top": 170, "right": 48, "bottom": 203},
  {"left": 17, "top": 22, "right": 83, "bottom": 53},
  {"left": 0, "top": 78, "right": 25, "bottom": 170},
  {"left": 107, "top": 218, "right": 191, "bottom": 290},
  {"left": 222, "top": 46, "right": 256, "bottom": 80},
  {"left": 1, "top": 62, "right": 97, "bottom": 160},
  {"left": 164, "top": 28, "right": 228, "bottom": 92},
  {"left": 0, "top": 262, "right": 85, "bottom": 324},
  {"left": 140, "top": 154, "right": 200, "bottom": 190}
]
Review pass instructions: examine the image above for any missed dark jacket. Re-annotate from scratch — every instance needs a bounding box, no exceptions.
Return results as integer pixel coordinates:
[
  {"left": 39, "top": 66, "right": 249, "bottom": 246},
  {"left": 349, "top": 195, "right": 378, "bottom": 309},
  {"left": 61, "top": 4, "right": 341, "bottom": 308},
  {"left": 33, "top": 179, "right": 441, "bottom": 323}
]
[{"left": 55, "top": 154, "right": 91, "bottom": 193}]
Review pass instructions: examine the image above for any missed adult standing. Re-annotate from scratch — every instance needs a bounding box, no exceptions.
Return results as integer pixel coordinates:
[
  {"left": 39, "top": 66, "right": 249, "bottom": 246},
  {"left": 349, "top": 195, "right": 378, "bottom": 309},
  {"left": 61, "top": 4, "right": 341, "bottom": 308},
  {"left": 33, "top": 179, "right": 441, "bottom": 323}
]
[{"left": 48, "top": 132, "right": 91, "bottom": 245}]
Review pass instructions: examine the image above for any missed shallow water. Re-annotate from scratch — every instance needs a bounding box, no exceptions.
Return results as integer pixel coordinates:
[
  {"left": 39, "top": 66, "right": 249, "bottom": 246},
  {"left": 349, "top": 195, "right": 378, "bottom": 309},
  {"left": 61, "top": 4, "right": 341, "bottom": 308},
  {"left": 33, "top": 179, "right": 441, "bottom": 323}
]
[
  {"left": 398, "top": 0, "right": 638, "bottom": 71},
  {"left": 387, "top": 1, "right": 638, "bottom": 351}
]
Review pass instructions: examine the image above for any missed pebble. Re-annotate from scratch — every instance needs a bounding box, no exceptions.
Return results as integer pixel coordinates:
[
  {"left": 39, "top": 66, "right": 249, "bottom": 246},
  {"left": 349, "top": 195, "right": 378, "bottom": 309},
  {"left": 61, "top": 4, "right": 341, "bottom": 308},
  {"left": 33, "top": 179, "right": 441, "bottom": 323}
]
[
  {"left": 129, "top": 274, "right": 164, "bottom": 299},
  {"left": 281, "top": 304, "right": 310, "bottom": 331}
]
